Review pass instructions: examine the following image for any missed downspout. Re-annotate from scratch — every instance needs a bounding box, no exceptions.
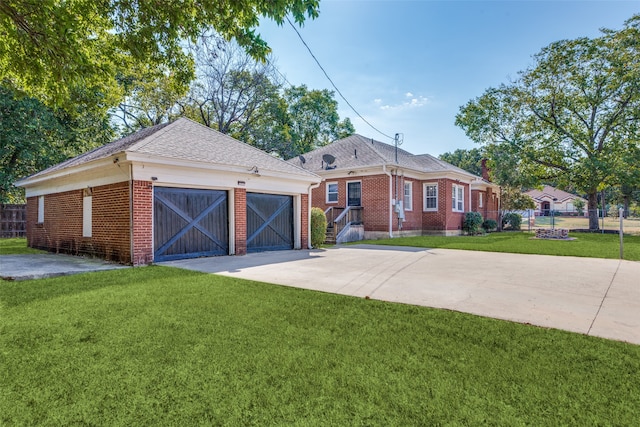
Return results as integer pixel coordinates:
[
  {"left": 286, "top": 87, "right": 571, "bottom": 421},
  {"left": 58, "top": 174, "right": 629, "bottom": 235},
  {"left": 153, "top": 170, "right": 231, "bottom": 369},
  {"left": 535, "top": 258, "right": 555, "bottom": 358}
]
[
  {"left": 308, "top": 181, "right": 321, "bottom": 248},
  {"left": 383, "top": 165, "right": 393, "bottom": 238}
]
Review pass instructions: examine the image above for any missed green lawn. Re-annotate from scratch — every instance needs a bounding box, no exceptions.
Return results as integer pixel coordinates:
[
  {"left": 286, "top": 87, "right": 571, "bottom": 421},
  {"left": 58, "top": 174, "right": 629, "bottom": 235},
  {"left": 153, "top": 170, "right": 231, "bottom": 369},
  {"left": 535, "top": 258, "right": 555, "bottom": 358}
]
[
  {"left": 0, "top": 237, "right": 45, "bottom": 255},
  {"left": 361, "top": 232, "right": 640, "bottom": 261},
  {"left": 1, "top": 267, "right": 639, "bottom": 425}
]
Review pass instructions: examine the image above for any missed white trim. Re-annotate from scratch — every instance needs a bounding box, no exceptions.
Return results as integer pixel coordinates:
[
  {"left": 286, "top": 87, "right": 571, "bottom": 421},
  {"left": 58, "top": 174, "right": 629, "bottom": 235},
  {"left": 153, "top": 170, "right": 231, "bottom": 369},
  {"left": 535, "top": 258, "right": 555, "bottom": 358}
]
[
  {"left": 479, "top": 192, "right": 484, "bottom": 208},
  {"left": 452, "top": 184, "right": 465, "bottom": 212},
  {"left": 82, "top": 195, "right": 92, "bottom": 237},
  {"left": 423, "top": 183, "right": 438, "bottom": 212},
  {"left": 294, "top": 195, "right": 302, "bottom": 249},
  {"left": 228, "top": 188, "right": 235, "bottom": 255},
  {"left": 326, "top": 181, "right": 338, "bottom": 204},
  {"left": 403, "top": 181, "right": 413, "bottom": 211},
  {"left": 37, "top": 196, "right": 44, "bottom": 223}
]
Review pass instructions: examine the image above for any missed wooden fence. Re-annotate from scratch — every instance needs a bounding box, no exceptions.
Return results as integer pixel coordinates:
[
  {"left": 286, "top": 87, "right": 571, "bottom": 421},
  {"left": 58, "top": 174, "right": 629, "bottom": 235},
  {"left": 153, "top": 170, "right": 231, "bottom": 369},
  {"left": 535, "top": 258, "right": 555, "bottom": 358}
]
[{"left": 1, "top": 204, "right": 26, "bottom": 238}]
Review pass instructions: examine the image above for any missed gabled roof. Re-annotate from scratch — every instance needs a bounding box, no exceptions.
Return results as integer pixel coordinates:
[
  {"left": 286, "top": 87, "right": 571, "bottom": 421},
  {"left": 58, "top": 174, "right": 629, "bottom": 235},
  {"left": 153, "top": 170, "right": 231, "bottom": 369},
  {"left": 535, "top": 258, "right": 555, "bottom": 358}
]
[
  {"left": 524, "top": 185, "right": 585, "bottom": 203},
  {"left": 288, "top": 134, "right": 479, "bottom": 179},
  {"left": 19, "top": 118, "right": 318, "bottom": 183}
]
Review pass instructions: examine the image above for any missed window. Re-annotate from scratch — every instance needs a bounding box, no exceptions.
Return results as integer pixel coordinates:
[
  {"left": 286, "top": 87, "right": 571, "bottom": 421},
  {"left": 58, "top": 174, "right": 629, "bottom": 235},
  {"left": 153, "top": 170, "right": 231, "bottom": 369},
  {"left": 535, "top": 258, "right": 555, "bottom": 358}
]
[
  {"left": 479, "top": 192, "right": 484, "bottom": 208},
  {"left": 423, "top": 183, "right": 438, "bottom": 211},
  {"left": 37, "top": 196, "right": 44, "bottom": 223},
  {"left": 403, "top": 181, "right": 413, "bottom": 211},
  {"left": 326, "top": 182, "right": 338, "bottom": 203},
  {"left": 452, "top": 184, "right": 464, "bottom": 212},
  {"left": 83, "top": 195, "right": 92, "bottom": 237}
]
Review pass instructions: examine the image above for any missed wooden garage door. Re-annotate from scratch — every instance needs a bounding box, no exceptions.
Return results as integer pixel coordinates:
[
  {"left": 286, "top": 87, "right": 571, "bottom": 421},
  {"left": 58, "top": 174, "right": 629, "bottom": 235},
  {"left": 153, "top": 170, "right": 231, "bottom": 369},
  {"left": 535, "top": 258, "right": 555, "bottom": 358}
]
[
  {"left": 246, "top": 193, "right": 293, "bottom": 253},
  {"left": 154, "top": 187, "right": 228, "bottom": 261}
]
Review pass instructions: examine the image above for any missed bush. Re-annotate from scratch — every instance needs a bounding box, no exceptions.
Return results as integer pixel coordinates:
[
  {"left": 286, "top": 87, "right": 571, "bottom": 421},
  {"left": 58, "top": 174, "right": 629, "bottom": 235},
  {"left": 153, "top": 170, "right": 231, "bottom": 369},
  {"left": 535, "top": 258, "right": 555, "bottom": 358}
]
[
  {"left": 482, "top": 219, "right": 498, "bottom": 232},
  {"left": 463, "top": 212, "right": 483, "bottom": 235},
  {"left": 502, "top": 212, "right": 522, "bottom": 230},
  {"left": 310, "top": 207, "right": 327, "bottom": 248}
]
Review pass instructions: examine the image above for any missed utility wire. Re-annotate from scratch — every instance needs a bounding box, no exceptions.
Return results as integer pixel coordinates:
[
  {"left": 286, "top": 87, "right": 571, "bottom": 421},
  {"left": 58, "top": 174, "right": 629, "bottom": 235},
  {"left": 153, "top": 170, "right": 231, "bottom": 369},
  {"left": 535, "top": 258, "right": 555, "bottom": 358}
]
[{"left": 285, "top": 16, "right": 396, "bottom": 141}]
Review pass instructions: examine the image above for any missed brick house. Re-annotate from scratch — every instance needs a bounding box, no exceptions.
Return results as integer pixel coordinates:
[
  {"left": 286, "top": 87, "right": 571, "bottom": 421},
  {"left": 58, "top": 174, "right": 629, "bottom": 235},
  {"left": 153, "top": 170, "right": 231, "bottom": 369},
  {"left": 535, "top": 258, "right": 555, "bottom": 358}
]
[
  {"left": 288, "top": 134, "right": 500, "bottom": 242},
  {"left": 16, "top": 118, "right": 320, "bottom": 265}
]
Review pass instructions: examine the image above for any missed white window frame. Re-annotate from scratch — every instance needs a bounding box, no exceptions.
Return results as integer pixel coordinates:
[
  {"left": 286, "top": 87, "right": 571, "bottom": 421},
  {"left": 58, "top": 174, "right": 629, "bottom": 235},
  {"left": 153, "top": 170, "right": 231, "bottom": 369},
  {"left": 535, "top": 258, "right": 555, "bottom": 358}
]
[
  {"left": 403, "top": 181, "right": 413, "bottom": 211},
  {"left": 479, "top": 192, "right": 484, "bottom": 208},
  {"left": 452, "top": 184, "right": 464, "bottom": 212},
  {"left": 423, "top": 183, "right": 438, "bottom": 212},
  {"left": 326, "top": 181, "right": 338, "bottom": 204},
  {"left": 83, "top": 195, "right": 92, "bottom": 237},
  {"left": 37, "top": 196, "right": 44, "bottom": 223}
]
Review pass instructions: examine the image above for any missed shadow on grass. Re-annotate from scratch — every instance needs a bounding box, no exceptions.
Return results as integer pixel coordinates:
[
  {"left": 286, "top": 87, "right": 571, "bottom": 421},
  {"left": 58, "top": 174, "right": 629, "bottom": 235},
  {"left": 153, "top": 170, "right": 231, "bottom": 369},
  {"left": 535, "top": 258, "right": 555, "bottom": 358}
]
[{"left": 0, "top": 266, "right": 203, "bottom": 308}]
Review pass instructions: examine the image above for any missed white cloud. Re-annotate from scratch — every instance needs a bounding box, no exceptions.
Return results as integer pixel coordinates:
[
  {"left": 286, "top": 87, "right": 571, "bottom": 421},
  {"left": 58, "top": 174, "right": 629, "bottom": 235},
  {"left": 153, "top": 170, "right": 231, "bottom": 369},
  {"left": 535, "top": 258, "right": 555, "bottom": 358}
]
[{"left": 374, "top": 94, "right": 429, "bottom": 111}]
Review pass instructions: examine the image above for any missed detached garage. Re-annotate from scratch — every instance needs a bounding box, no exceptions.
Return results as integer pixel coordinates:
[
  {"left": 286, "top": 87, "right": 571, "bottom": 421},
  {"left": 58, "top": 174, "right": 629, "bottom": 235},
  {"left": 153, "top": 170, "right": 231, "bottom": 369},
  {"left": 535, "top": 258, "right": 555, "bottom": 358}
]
[{"left": 16, "top": 118, "right": 321, "bottom": 265}]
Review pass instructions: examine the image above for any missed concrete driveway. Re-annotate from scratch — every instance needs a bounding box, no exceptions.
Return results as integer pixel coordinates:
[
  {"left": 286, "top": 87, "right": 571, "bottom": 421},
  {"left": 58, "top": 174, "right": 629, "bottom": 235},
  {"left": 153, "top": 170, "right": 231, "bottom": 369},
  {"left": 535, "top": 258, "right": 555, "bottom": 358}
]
[
  {"left": 0, "top": 253, "right": 127, "bottom": 281},
  {"left": 160, "top": 244, "right": 640, "bottom": 345}
]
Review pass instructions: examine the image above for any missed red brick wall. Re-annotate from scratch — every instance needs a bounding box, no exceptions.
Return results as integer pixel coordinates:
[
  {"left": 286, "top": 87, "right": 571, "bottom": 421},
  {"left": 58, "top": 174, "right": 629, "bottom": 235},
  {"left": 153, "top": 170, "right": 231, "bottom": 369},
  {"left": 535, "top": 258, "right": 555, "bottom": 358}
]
[
  {"left": 92, "top": 182, "right": 131, "bottom": 263},
  {"left": 312, "top": 175, "right": 470, "bottom": 233},
  {"left": 471, "top": 187, "right": 500, "bottom": 222},
  {"left": 26, "top": 182, "right": 133, "bottom": 262},
  {"left": 26, "top": 190, "right": 83, "bottom": 253},
  {"left": 132, "top": 180, "right": 153, "bottom": 265},
  {"left": 361, "top": 174, "right": 391, "bottom": 232},
  {"left": 301, "top": 193, "right": 309, "bottom": 249},
  {"left": 421, "top": 179, "right": 449, "bottom": 231},
  {"left": 234, "top": 188, "right": 247, "bottom": 255}
]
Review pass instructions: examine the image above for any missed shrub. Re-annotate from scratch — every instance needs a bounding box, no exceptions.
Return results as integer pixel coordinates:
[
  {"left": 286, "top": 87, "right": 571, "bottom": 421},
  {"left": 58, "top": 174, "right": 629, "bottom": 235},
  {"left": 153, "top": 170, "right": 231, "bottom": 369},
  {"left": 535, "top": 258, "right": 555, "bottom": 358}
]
[
  {"left": 310, "top": 207, "right": 327, "bottom": 248},
  {"left": 502, "top": 212, "right": 522, "bottom": 230},
  {"left": 482, "top": 219, "right": 498, "bottom": 232},
  {"left": 463, "top": 212, "right": 483, "bottom": 235}
]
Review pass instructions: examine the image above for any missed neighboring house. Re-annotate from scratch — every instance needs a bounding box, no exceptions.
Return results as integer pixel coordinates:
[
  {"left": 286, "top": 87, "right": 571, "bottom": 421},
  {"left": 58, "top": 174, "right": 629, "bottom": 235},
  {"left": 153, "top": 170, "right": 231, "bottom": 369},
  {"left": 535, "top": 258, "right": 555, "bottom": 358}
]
[
  {"left": 288, "top": 134, "right": 500, "bottom": 242},
  {"left": 16, "top": 118, "right": 320, "bottom": 265},
  {"left": 524, "top": 185, "right": 587, "bottom": 216}
]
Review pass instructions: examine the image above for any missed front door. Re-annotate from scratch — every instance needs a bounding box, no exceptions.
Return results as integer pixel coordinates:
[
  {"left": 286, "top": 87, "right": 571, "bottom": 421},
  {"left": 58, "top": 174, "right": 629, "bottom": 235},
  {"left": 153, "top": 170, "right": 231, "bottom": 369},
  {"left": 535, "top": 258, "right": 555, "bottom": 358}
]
[{"left": 347, "top": 182, "right": 362, "bottom": 207}]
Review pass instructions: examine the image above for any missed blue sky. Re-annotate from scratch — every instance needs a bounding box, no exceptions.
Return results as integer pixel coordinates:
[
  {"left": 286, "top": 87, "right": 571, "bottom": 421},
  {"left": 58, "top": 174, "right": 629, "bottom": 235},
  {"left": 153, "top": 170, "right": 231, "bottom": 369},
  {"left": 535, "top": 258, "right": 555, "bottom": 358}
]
[{"left": 257, "top": 1, "right": 638, "bottom": 156}]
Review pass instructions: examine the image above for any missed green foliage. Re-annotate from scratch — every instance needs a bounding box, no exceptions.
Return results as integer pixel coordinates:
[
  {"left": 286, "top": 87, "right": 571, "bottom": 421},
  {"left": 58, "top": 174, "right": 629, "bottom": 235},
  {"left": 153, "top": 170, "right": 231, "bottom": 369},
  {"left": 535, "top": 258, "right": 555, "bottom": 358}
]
[
  {"left": 574, "top": 198, "right": 586, "bottom": 216},
  {"left": 501, "top": 187, "right": 536, "bottom": 211},
  {"left": 463, "top": 212, "right": 484, "bottom": 235},
  {"left": 439, "top": 148, "right": 484, "bottom": 176},
  {"left": 456, "top": 15, "right": 640, "bottom": 230},
  {"left": 0, "top": 0, "right": 320, "bottom": 112},
  {"left": 1, "top": 266, "right": 639, "bottom": 424},
  {"left": 482, "top": 219, "right": 498, "bottom": 232},
  {"left": 0, "top": 86, "right": 113, "bottom": 202},
  {"left": 282, "top": 85, "right": 355, "bottom": 158},
  {"left": 502, "top": 212, "right": 523, "bottom": 231},
  {"left": 310, "top": 207, "right": 327, "bottom": 248}
]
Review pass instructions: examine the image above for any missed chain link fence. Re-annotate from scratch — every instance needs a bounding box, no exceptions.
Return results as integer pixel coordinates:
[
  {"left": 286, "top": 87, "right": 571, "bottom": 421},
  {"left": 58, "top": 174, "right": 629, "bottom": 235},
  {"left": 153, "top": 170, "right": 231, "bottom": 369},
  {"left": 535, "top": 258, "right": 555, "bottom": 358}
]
[{"left": 479, "top": 209, "right": 640, "bottom": 235}]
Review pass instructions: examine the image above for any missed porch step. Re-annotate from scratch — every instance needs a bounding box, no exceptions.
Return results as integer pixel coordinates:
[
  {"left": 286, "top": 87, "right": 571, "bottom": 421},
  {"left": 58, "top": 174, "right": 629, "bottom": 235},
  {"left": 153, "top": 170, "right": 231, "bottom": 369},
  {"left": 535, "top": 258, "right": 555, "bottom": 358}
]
[{"left": 325, "top": 226, "right": 336, "bottom": 244}]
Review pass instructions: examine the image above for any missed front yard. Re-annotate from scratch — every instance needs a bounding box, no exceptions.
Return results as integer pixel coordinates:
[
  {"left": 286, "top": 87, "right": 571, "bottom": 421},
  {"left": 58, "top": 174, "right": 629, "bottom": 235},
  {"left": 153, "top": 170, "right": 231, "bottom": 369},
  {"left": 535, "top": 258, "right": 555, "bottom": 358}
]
[
  {"left": 1, "top": 266, "right": 639, "bottom": 425},
  {"left": 362, "top": 232, "right": 640, "bottom": 261}
]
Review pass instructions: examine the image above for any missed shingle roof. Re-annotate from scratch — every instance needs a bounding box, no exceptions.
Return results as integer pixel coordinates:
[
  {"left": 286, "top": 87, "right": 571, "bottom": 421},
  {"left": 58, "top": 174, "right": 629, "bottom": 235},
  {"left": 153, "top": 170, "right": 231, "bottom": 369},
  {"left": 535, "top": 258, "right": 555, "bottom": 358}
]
[
  {"left": 288, "top": 134, "right": 478, "bottom": 178},
  {"left": 25, "top": 118, "right": 318, "bottom": 181},
  {"left": 524, "top": 185, "right": 584, "bottom": 202}
]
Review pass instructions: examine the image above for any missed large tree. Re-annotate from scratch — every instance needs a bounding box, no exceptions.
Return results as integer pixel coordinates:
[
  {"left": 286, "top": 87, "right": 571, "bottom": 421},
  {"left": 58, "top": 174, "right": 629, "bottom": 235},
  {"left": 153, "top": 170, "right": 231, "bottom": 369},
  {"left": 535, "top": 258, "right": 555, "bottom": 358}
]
[
  {"left": 283, "top": 84, "right": 355, "bottom": 158},
  {"left": 456, "top": 15, "right": 640, "bottom": 230},
  {"left": 180, "top": 36, "right": 282, "bottom": 136},
  {"left": 0, "top": 0, "right": 319, "bottom": 111},
  {"left": 438, "top": 148, "right": 484, "bottom": 176},
  {"left": 0, "top": 86, "right": 113, "bottom": 202}
]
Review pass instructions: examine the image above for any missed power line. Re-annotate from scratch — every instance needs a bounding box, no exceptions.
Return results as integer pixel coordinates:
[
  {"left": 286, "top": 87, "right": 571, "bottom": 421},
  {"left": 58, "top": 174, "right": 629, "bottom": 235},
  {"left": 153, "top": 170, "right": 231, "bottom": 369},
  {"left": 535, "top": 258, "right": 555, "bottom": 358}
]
[{"left": 285, "top": 16, "right": 396, "bottom": 141}]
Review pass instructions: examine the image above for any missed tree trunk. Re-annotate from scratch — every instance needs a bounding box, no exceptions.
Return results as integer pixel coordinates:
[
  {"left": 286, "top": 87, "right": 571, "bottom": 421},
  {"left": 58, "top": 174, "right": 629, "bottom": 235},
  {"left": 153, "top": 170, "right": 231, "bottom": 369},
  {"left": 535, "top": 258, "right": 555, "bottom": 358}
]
[{"left": 588, "top": 191, "right": 599, "bottom": 230}]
